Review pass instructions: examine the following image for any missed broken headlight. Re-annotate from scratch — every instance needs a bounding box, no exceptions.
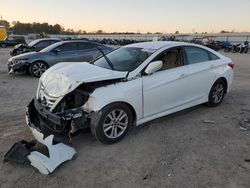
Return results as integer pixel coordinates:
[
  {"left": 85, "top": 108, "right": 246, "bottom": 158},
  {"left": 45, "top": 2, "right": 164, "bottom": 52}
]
[{"left": 42, "top": 74, "right": 73, "bottom": 98}]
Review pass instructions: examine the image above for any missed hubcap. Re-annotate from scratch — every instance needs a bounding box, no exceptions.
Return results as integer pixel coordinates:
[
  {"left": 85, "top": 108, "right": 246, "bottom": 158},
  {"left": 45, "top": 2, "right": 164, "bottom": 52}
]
[
  {"left": 32, "top": 63, "right": 47, "bottom": 77},
  {"left": 103, "top": 109, "right": 128, "bottom": 139},
  {"left": 212, "top": 83, "right": 224, "bottom": 104}
]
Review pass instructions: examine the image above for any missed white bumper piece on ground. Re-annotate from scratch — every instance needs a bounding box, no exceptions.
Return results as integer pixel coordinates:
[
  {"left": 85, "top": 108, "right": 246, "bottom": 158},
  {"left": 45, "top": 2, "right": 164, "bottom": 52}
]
[
  {"left": 25, "top": 108, "right": 77, "bottom": 175},
  {"left": 27, "top": 134, "right": 76, "bottom": 175}
]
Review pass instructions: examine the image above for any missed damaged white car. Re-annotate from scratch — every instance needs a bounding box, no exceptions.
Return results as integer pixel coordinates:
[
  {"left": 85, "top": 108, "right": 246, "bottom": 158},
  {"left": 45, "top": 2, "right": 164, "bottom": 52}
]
[{"left": 26, "top": 41, "right": 234, "bottom": 144}]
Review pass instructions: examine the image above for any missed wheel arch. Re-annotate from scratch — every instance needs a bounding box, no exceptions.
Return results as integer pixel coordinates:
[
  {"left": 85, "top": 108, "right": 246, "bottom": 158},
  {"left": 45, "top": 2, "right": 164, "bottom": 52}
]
[
  {"left": 215, "top": 77, "right": 228, "bottom": 93},
  {"left": 99, "top": 101, "right": 137, "bottom": 126},
  {"left": 32, "top": 60, "right": 49, "bottom": 68}
]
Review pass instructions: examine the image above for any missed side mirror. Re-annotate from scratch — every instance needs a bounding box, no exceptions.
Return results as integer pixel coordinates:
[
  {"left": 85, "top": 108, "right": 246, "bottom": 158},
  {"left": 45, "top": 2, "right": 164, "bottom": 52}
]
[{"left": 144, "top": 61, "right": 163, "bottom": 75}]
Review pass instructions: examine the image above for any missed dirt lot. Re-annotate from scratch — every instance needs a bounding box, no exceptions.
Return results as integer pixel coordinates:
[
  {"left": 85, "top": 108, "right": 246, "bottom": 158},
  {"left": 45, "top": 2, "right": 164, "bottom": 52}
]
[{"left": 0, "top": 48, "right": 249, "bottom": 188}]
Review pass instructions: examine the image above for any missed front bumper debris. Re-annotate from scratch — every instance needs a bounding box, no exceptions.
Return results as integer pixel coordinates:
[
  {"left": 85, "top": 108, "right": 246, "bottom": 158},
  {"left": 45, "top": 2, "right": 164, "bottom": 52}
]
[
  {"left": 7, "top": 59, "right": 29, "bottom": 74},
  {"left": 27, "top": 135, "right": 76, "bottom": 175},
  {"left": 3, "top": 100, "right": 77, "bottom": 175}
]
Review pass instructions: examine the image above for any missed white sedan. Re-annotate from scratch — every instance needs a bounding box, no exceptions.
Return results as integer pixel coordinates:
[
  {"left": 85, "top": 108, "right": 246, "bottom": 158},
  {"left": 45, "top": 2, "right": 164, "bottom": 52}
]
[{"left": 27, "top": 41, "right": 234, "bottom": 144}]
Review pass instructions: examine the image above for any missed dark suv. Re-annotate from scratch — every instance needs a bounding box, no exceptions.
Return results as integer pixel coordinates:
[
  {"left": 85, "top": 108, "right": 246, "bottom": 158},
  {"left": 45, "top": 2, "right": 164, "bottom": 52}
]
[
  {"left": 0, "top": 35, "right": 26, "bottom": 48},
  {"left": 10, "top": 38, "right": 61, "bottom": 56}
]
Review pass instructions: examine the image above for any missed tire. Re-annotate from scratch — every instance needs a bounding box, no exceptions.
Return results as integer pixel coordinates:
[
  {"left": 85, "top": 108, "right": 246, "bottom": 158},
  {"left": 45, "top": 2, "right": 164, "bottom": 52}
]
[
  {"left": 91, "top": 103, "right": 133, "bottom": 144},
  {"left": 207, "top": 80, "right": 226, "bottom": 107},
  {"left": 29, "top": 61, "right": 48, "bottom": 77}
]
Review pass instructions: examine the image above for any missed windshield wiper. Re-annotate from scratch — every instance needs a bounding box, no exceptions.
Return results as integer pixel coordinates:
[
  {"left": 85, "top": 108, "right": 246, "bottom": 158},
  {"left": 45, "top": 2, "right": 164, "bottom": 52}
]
[{"left": 96, "top": 47, "right": 115, "bottom": 70}]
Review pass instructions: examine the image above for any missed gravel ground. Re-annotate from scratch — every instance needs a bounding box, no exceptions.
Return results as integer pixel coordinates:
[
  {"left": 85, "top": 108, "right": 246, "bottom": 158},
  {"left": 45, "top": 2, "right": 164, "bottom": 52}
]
[{"left": 0, "top": 48, "right": 249, "bottom": 188}]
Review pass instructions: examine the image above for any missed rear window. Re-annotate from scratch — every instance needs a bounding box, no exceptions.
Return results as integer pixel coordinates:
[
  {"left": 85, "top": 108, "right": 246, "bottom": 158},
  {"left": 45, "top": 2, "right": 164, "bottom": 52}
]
[
  {"left": 209, "top": 52, "right": 220, "bottom": 60},
  {"left": 185, "top": 46, "right": 210, "bottom": 64}
]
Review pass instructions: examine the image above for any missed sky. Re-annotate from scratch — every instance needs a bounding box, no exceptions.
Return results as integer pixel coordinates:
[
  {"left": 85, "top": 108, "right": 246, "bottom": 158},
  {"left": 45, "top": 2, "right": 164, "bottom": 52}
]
[{"left": 1, "top": 0, "right": 250, "bottom": 33}]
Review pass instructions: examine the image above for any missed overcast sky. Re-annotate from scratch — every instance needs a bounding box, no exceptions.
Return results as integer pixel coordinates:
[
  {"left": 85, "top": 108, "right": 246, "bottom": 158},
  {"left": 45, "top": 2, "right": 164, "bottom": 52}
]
[{"left": 1, "top": 0, "right": 250, "bottom": 33}]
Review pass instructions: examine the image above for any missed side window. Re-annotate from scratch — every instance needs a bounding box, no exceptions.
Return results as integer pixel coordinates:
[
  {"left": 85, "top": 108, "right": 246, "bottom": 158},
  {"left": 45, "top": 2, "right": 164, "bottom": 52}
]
[
  {"left": 185, "top": 46, "right": 210, "bottom": 64},
  {"left": 78, "top": 43, "right": 96, "bottom": 50},
  {"left": 36, "top": 41, "right": 51, "bottom": 48},
  {"left": 209, "top": 52, "right": 220, "bottom": 60},
  {"left": 57, "top": 43, "right": 78, "bottom": 52},
  {"left": 154, "top": 48, "right": 182, "bottom": 71},
  {"left": 49, "top": 40, "right": 59, "bottom": 45}
]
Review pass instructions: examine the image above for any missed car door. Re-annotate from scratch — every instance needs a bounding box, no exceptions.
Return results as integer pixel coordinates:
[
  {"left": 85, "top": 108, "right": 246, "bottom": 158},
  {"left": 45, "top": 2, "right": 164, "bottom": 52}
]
[
  {"left": 142, "top": 47, "right": 190, "bottom": 117},
  {"left": 48, "top": 42, "right": 78, "bottom": 66},
  {"left": 77, "top": 42, "right": 101, "bottom": 62},
  {"left": 181, "top": 46, "right": 219, "bottom": 102}
]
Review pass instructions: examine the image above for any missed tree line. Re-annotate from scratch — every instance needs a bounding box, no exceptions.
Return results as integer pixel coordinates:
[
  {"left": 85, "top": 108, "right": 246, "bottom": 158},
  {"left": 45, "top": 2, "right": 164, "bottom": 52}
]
[
  {"left": 0, "top": 20, "right": 87, "bottom": 35},
  {"left": 0, "top": 20, "right": 158, "bottom": 35}
]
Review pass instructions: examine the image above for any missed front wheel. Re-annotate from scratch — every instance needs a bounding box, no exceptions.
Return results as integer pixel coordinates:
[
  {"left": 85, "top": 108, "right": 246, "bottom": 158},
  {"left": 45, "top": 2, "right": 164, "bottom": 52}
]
[
  {"left": 91, "top": 103, "right": 133, "bottom": 144},
  {"left": 207, "top": 80, "right": 226, "bottom": 107},
  {"left": 29, "top": 61, "right": 48, "bottom": 77}
]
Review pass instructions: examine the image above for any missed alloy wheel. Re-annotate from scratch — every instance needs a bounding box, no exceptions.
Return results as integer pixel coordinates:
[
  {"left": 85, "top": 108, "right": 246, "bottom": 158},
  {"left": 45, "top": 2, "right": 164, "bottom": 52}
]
[
  {"left": 32, "top": 63, "right": 47, "bottom": 77},
  {"left": 103, "top": 109, "right": 128, "bottom": 139},
  {"left": 212, "top": 83, "right": 224, "bottom": 104}
]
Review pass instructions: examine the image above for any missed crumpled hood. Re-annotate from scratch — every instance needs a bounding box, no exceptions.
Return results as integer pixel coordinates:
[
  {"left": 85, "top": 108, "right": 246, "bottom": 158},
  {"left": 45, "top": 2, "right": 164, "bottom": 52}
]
[{"left": 40, "top": 62, "right": 128, "bottom": 97}]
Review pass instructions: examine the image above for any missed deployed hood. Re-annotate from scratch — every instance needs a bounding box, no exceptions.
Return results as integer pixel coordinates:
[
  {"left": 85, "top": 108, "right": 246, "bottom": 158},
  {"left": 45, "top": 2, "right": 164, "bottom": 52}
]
[{"left": 40, "top": 62, "right": 128, "bottom": 97}]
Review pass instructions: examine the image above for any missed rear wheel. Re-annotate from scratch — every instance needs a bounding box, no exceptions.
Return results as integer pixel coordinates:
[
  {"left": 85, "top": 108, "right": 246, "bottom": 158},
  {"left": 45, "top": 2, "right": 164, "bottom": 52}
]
[
  {"left": 29, "top": 61, "right": 48, "bottom": 77},
  {"left": 207, "top": 80, "right": 226, "bottom": 107},
  {"left": 91, "top": 103, "right": 133, "bottom": 144}
]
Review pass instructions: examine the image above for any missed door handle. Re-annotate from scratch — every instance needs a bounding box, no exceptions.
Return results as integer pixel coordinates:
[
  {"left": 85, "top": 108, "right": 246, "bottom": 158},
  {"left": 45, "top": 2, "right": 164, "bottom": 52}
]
[{"left": 210, "top": 64, "right": 215, "bottom": 69}]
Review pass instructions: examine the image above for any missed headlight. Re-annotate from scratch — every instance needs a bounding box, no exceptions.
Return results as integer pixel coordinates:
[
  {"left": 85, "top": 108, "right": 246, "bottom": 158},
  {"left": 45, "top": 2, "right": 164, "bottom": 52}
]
[
  {"left": 42, "top": 74, "right": 73, "bottom": 98},
  {"left": 12, "top": 58, "right": 29, "bottom": 65}
]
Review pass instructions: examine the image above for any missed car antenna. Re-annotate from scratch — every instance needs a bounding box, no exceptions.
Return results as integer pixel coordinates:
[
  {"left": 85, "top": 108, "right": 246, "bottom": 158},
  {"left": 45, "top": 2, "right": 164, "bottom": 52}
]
[{"left": 96, "top": 47, "right": 115, "bottom": 70}]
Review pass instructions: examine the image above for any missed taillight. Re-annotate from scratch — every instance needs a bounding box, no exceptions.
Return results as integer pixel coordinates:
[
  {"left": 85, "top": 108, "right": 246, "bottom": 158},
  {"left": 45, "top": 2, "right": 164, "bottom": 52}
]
[{"left": 228, "top": 62, "right": 234, "bottom": 69}]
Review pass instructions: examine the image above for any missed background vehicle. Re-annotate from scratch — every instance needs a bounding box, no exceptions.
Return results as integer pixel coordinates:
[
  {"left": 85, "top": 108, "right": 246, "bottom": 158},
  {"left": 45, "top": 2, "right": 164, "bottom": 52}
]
[
  {"left": 0, "top": 35, "right": 26, "bottom": 48},
  {"left": 240, "top": 41, "right": 249, "bottom": 53},
  {"left": 8, "top": 40, "right": 113, "bottom": 77},
  {"left": 0, "top": 26, "right": 7, "bottom": 41},
  {"left": 10, "top": 38, "right": 61, "bottom": 56},
  {"left": 26, "top": 42, "right": 234, "bottom": 145},
  {"left": 224, "top": 43, "right": 241, "bottom": 53}
]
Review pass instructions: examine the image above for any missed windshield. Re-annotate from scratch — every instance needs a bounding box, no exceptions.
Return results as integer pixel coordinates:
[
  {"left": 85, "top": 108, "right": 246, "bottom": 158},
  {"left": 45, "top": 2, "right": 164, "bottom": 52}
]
[
  {"left": 40, "top": 42, "right": 62, "bottom": 52},
  {"left": 93, "top": 47, "right": 155, "bottom": 72}
]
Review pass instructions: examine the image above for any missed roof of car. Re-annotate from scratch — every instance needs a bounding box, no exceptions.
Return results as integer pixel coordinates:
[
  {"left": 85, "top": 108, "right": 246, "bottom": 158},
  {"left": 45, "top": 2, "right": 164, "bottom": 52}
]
[
  {"left": 126, "top": 41, "right": 185, "bottom": 50},
  {"left": 35, "top": 38, "right": 61, "bottom": 42}
]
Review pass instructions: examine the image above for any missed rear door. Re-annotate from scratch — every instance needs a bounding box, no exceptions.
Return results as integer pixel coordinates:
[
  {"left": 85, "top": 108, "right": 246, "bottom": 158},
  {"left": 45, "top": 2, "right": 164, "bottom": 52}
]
[{"left": 181, "top": 46, "right": 220, "bottom": 102}]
